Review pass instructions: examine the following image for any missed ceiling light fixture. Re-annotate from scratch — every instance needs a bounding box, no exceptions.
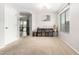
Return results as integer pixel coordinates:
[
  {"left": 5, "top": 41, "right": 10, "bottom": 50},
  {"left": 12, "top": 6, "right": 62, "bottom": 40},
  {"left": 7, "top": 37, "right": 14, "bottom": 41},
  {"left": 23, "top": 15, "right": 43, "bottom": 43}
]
[{"left": 37, "top": 3, "right": 51, "bottom": 10}]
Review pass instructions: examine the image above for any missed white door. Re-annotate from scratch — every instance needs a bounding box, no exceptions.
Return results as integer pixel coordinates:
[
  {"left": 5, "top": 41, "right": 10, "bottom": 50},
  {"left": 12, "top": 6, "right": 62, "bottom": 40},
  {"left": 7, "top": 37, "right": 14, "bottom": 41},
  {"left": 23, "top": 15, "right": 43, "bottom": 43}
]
[{"left": 4, "top": 6, "right": 18, "bottom": 45}]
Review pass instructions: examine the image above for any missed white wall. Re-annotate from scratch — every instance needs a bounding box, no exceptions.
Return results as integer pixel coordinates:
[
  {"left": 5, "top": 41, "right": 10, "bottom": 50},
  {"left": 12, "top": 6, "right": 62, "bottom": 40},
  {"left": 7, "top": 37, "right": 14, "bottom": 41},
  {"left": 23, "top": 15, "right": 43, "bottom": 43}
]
[
  {"left": 0, "top": 4, "right": 4, "bottom": 46},
  {"left": 58, "top": 3, "right": 79, "bottom": 53},
  {"left": 35, "top": 11, "right": 57, "bottom": 29},
  {"left": 4, "top": 5, "right": 19, "bottom": 45},
  {"left": 32, "top": 12, "right": 38, "bottom": 31}
]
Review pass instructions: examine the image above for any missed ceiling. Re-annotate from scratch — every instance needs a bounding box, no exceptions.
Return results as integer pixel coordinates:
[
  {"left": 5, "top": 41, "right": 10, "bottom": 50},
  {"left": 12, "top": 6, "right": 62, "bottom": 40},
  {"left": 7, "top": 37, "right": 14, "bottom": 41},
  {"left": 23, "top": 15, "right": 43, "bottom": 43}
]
[{"left": 7, "top": 3, "right": 64, "bottom": 13}]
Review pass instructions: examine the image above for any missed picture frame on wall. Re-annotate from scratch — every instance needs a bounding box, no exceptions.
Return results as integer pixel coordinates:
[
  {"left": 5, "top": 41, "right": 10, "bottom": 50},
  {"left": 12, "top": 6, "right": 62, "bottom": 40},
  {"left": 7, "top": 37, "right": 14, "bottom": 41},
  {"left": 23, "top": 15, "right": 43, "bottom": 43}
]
[{"left": 43, "top": 15, "right": 50, "bottom": 21}]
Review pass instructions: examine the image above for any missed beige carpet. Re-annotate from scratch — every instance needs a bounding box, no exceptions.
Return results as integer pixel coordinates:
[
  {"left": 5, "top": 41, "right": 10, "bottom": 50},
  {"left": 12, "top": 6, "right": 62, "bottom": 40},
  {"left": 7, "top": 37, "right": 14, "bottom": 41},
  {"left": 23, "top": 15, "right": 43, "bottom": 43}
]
[{"left": 0, "top": 37, "right": 77, "bottom": 55}]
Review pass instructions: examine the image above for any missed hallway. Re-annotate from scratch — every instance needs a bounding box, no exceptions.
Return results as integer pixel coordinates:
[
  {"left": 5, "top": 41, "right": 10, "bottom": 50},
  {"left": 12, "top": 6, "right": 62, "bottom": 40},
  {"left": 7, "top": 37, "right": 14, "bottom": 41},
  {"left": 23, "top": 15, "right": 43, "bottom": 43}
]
[
  {"left": 0, "top": 37, "right": 77, "bottom": 55},
  {"left": 0, "top": 3, "right": 79, "bottom": 55}
]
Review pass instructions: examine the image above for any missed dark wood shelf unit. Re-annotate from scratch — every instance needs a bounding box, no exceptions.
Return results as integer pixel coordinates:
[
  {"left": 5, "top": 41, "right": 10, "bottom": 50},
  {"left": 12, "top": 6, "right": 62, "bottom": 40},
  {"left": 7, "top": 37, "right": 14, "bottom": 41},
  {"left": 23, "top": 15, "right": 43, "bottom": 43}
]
[{"left": 33, "top": 28, "right": 54, "bottom": 37}]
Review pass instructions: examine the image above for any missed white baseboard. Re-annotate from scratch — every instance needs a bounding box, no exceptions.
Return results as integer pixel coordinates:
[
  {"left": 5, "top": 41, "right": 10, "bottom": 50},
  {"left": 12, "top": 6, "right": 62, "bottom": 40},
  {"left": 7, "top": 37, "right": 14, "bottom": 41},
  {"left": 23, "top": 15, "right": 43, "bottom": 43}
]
[
  {"left": 60, "top": 39, "right": 79, "bottom": 54},
  {"left": 0, "top": 38, "right": 19, "bottom": 49},
  {"left": 0, "top": 45, "right": 6, "bottom": 49}
]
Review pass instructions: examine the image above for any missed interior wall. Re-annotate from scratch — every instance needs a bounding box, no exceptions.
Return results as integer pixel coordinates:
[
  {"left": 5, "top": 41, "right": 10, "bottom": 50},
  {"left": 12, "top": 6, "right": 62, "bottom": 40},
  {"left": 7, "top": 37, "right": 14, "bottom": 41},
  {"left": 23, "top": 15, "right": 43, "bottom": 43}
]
[
  {"left": 58, "top": 3, "right": 79, "bottom": 53},
  {"left": 35, "top": 11, "right": 57, "bottom": 29},
  {"left": 4, "top": 5, "right": 19, "bottom": 45},
  {"left": 0, "top": 4, "right": 4, "bottom": 46},
  {"left": 32, "top": 12, "right": 38, "bottom": 31}
]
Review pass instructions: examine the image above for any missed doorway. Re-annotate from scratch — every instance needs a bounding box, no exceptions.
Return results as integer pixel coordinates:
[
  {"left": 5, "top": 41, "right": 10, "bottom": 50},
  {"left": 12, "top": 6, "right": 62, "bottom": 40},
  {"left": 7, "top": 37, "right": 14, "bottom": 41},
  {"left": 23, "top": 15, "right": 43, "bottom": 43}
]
[{"left": 19, "top": 12, "right": 32, "bottom": 37}]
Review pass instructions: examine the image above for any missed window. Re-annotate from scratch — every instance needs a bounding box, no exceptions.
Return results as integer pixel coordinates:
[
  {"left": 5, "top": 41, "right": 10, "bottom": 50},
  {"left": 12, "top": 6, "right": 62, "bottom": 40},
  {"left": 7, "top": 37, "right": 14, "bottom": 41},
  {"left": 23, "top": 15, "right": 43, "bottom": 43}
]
[
  {"left": 60, "top": 12, "right": 66, "bottom": 32},
  {"left": 60, "top": 9, "right": 70, "bottom": 33}
]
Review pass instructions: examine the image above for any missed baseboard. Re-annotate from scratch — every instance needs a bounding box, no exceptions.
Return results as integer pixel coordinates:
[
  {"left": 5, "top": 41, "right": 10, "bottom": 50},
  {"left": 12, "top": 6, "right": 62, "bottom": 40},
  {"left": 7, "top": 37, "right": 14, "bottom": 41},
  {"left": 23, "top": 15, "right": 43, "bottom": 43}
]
[
  {"left": 60, "top": 38, "right": 79, "bottom": 54},
  {"left": 0, "top": 38, "right": 19, "bottom": 49},
  {"left": 0, "top": 45, "right": 6, "bottom": 49}
]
